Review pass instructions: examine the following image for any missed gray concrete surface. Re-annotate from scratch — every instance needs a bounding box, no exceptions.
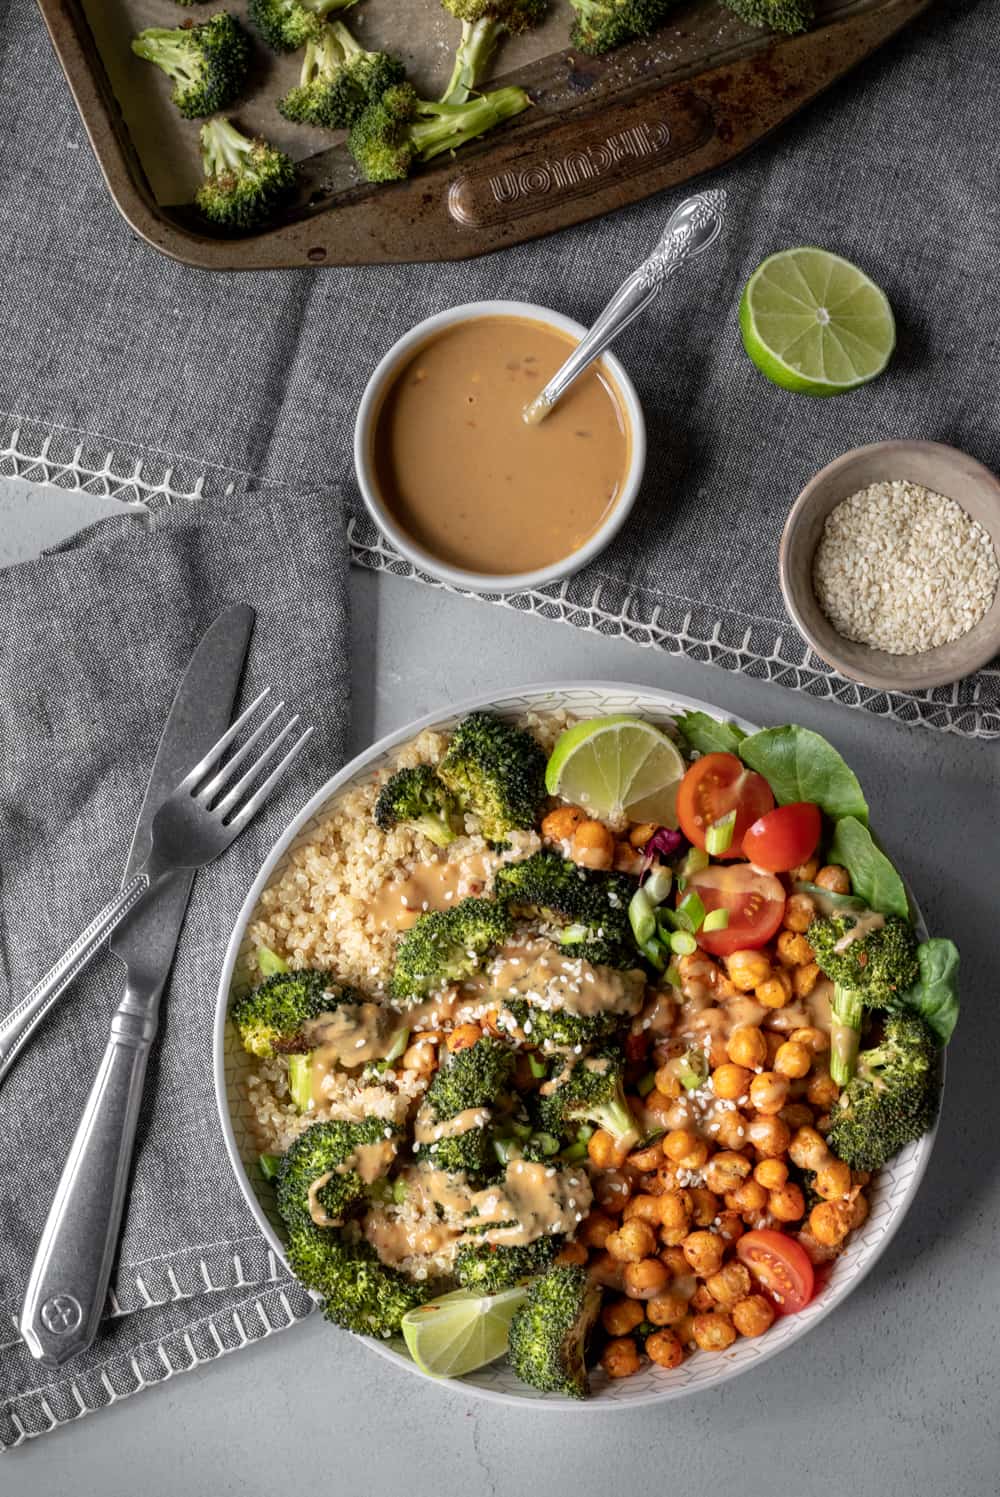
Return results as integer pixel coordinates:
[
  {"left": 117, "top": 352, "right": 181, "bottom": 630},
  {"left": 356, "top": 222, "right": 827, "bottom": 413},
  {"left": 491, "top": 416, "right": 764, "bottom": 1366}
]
[{"left": 2, "top": 483, "right": 998, "bottom": 1496}]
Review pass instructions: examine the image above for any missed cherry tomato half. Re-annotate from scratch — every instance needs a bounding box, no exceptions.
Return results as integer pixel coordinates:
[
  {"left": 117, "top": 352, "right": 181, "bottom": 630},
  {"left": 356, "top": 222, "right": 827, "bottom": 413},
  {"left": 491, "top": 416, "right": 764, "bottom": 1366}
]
[
  {"left": 686, "top": 864, "right": 786, "bottom": 957},
  {"left": 737, "top": 1229, "right": 815, "bottom": 1314},
  {"left": 676, "top": 753, "right": 775, "bottom": 860},
  {"left": 742, "top": 802, "right": 822, "bottom": 873}
]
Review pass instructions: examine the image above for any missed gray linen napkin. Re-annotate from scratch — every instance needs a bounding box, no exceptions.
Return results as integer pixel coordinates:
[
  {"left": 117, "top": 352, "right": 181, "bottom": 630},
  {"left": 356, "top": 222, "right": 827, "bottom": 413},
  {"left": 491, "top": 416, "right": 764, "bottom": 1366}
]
[
  {"left": 2, "top": 0, "right": 998, "bottom": 737},
  {"left": 0, "top": 488, "right": 351, "bottom": 1447}
]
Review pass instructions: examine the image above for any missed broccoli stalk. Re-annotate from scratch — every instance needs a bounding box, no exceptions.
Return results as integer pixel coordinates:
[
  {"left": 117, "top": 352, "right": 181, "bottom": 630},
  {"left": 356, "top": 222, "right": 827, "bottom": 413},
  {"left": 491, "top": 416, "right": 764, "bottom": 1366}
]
[
  {"left": 131, "top": 13, "right": 250, "bottom": 119},
  {"left": 809, "top": 912, "right": 920, "bottom": 1087},
  {"left": 829, "top": 983, "right": 864, "bottom": 1088},
  {"left": 374, "top": 764, "right": 460, "bottom": 848},
  {"left": 249, "top": 0, "right": 360, "bottom": 52},
  {"left": 507, "top": 1265, "right": 601, "bottom": 1397},
  {"left": 440, "top": 0, "right": 548, "bottom": 105},
  {"left": 195, "top": 118, "right": 297, "bottom": 231},
  {"left": 568, "top": 0, "right": 680, "bottom": 56},
  {"left": 349, "top": 83, "right": 530, "bottom": 185},
  {"left": 720, "top": 0, "right": 814, "bottom": 33},
  {"left": 279, "top": 22, "right": 406, "bottom": 128}
]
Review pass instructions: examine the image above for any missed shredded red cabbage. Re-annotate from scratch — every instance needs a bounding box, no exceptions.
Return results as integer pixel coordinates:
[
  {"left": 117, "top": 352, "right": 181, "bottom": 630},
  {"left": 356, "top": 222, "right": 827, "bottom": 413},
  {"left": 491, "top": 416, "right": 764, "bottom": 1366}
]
[{"left": 639, "top": 826, "right": 687, "bottom": 881}]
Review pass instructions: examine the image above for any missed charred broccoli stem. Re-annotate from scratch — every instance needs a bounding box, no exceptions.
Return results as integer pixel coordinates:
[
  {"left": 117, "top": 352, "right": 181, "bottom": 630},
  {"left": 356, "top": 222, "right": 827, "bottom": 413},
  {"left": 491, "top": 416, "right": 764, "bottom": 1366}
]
[
  {"left": 131, "top": 13, "right": 250, "bottom": 119},
  {"left": 567, "top": 0, "right": 680, "bottom": 55},
  {"left": 507, "top": 1265, "right": 601, "bottom": 1397},
  {"left": 440, "top": 0, "right": 548, "bottom": 104},
  {"left": 275, "top": 1118, "right": 399, "bottom": 1233},
  {"left": 826, "top": 1012, "right": 939, "bottom": 1170},
  {"left": 373, "top": 764, "right": 461, "bottom": 848},
  {"left": 195, "top": 118, "right": 297, "bottom": 230},
  {"left": 278, "top": 21, "right": 406, "bottom": 128}
]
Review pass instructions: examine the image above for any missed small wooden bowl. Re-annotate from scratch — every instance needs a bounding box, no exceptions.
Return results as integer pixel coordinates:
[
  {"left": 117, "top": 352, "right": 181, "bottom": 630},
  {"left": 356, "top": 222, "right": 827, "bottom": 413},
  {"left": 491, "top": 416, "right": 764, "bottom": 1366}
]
[{"left": 780, "top": 440, "right": 1000, "bottom": 692}]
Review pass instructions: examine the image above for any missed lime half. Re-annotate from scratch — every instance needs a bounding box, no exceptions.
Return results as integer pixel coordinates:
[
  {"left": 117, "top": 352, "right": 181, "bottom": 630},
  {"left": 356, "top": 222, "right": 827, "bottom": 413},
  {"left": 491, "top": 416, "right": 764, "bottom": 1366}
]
[
  {"left": 401, "top": 1286, "right": 527, "bottom": 1379},
  {"left": 545, "top": 715, "right": 685, "bottom": 826},
  {"left": 739, "top": 247, "right": 895, "bottom": 396}
]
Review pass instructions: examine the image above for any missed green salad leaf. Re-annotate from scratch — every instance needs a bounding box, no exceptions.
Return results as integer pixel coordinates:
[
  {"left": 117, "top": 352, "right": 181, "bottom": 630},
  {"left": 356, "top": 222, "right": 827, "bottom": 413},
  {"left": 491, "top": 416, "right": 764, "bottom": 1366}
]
[
  {"left": 904, "top": 939, "right": 960, "bottom": 1044},
  {"left": 827, "top": 816, "right": 908, "bottom": 919},
  {"left": 674, "top": 712, "right": 747, "bottom": 756},
  {"left": 738, "top": 725, "right": 869, "bottom": 823}
]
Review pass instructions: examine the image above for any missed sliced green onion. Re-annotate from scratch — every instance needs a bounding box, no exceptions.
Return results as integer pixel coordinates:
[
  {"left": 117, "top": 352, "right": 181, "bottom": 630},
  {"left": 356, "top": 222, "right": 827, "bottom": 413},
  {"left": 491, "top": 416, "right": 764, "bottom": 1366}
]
[
  {"left": 702, "top": 908, "right": 730, "bottom": 933},
  {"left": 676, "top": 890, "right": 707, "bottom": 933},
  {"left": 509, "top": 1120, "right": 533, "bottom": 1141},
  {"left": 560, "top": 1140, "right": 588, "bottom": 1162},
  {"left": 669, "top": 930, "right": 697, "bottom": 956},
  {"left": 560, "top": 922, "right": 589, "bottom": 945},
  {"left": 382, "top": 1026, "right": 410, "bottom": 1065},
  {"left": 680, "top": 848, "right": 710, "bottom": 878},
  {"left": 493, "top": 1137, "right": 519, "bottom": 1166},
  {"left": 258, "top": 1152, "right": 281, "bottom": 1181},
  {"left": 532, "top": 1132, "right": 561, "bottom": 1157},
  {"left": 636, "top": 1070, "right": 657, "bottom": 1097},
  {"left": 287, "top": 1052, "right": 313, "bottom": 1113},
  {"left": 527, "top": 1053, "right": 548, "bottom": 1080},
  {"left": 639, "top": 936, "right": 666, "bottom": 971},
  {"left": 664, "top": 964, "right": 682, "bottom": 989},
  {"left": 392, "top": 1177, "right": 408, "bottom": 1204},
  {"left": 576, "top": 1124, "right": 594, "bottom": 1142},
  {"left": 629, "top": 888, "right": 656, "bottom": 945},
  {"left": 678, "top": 1048, "right": 709, "bottom": 1091},
  {"left": 657, "top": 907, "right": 681, "bottom": 932},
  {"left": 640, "top": 1127, "right": 666, "bottom": 1148},
  {"left": 705, "top": 810, "right": 737, "bottom": 856},
  {"left": 644, "top": 866, "right": 674, "bottom": 906},
  {"left": 256, "top": 945, "right": 289, "bottom": 977}
]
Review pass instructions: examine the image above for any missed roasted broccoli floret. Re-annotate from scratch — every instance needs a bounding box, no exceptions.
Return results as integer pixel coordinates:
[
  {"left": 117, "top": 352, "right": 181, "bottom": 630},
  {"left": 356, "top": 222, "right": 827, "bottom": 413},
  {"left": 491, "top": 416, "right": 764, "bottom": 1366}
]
[
  {"left": 440, "top": 0, "right": 547, "bottom": 104},
  {"left": 131, "top": 13, "right": 250, "bottom": 119},
  {"left": 278, "top": 21, "right": 406, "bottom": 128},
  {"left": 435, "top": 711, "right": 547, "bottom": 842},
  {"left": 230, "top": 967, "right": 351, "bottom": 1057},
  {"left": 494, "top": 851, "right": 636, "bottom": 968},
  {"left": 826, "top": 1012, "right": 939, "bottom": 1170},
  {"left": 497, "top": 997, "right": 620, "bottom": 1051},
  {"left": 455, "top": 1234, "right": 563, "bottom": 1293},
  {"left": 810, "top": 913, "right": 920, "bottom": 1085},
  {"left": 567, "top": 0, "right": 680, "bottom": 55},
  {"left": 720, "top": 0, "right": 814, "bottom": 33},
  {"left": 507, "top": 1265, "right": 601, "bottom": 1398},
  {"left": 276, "top": 1118, "right": 399, "bottom": 1233},
  {"left": 414, "top": 1036, "right": 514, "bottom": 1178},
  {"left": 425, "top": 1125, "right": 499, "bottom": 1179},
  {"left": 373, "top": 764, "right": 460, "bottom": 848},
  {"left": 249, "top": 0, "right": 359, "bottom": 51},
  {"left": 536, "top": 1050, "right": 639, "bottom": 1154},
  {"left": 287, "top": 1225, "right": 428, "bottom": 1335},
  {"left": 195, "top": 118, "right": 297, "bottom": 230},
  {"left": 389, "top": 896, "right": 511, "bottom": 1005},
  {"left": 348, "top": 83, "right": 530, "bottom": 184}
]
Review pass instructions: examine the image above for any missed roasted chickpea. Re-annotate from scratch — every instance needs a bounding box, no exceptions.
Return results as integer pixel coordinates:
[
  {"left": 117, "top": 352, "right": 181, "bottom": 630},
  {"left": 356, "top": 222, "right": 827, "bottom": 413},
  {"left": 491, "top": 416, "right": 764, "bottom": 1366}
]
[
  {"left": 789, "top": 1125, "right": 831, "bottom": 1172},
  {"left": 774, "top": 1040, "right": 812, "bottom": 1079},
  {"left": 659, "top": 1245, "right": 689, "bottom": 1277},
  {"left": 614, "top": 843, "right": 644, "bottom": 876},
  {"left": 688, "top": 1187, "right": 721, "bottom": 1228},
  {"left": 713, "top": 1109, "right": 749, "bottom": 1150},
  {"left": 589, "top": 1129, "right": 625, "bottom": 1170},
  {"left": 807, "top": 1071, "right": 841, "bottom": 1109},
  {"left": 606, "top": 1219, "right": 658, "bottom": 1263},
  {"left": 652, "top": 1065, "right": 682, "bottom": 1102},
  {"left": 715, "top": 1210, "right": 744, "bottom": 1243},
  {"left": 753, "top": 1158, "right": 789, "bottom": 1190},
  {"left": 809, "top": 1199, "right": 852, "bottom": 1246},
  {"left": 658, "top": 1191, "right": 693, "bottom": 1234},
  {"left": 646, "top": 1328, "right": 684, "bottom": 1369},
  {"left": 852, "top": 1169, "right": 872, "bottom": 1188},
  {"left": 624, "top": 1257, "right": 672, "bottom": 1299},
  {"left": 705, "top": 1261, "right": 752, "bottom": 1308},
  {"left": 571, "top": 819, "right": 615, "bottom": 871},
  {"left": 602, "top": 1297, "right": 646, "bottom": 1337},
  {"left": 756, "top": 971, "right": 793, "bottom": 1010},
  {"left": 725, "top": 949, "right": 772, "bottom": 992},
  {"left": 682, "top": 1230, "right": 725, "bottom": 1276},
  {"left": 711, "top": 1063, "right": 752, "bottom": 1101},
  {"left": 541, "top": 805, "right": 586, "bottom": 843},
  {"left": 747, "top": 1114, "right": 791, "bottom": 1158},
  {"left": 663, "top": 1129, "right": 709, "bottom": 1170},
  {"left": 601, "top": 1336, "right": 641, "bottom": 1379},
  {"left": 815, "top": 864, "right": 851, "bottom": 894},
  {"left": 790, "top": 1025, "right": 829, "bottom": 1055},
  {"left": 692, "top": 1312, "right": 737, "bottom": 1351},
  {"left": 848, "top": 1192, "right": 870, "bottom": 1230},
  {"left": 690, "top": 1284, "right": 715, "bottom": 1313},
  {"left": 674, "top": 1314, "right": 698, "bottom": 1349},
  {"left": 764, "top": 1029, "right": 785, "bottom": 1065},
  {"left": 776, "top": 930, "right": 815, "bottom": 968},
  {"left": 624, "top": 1193, "right": 666, "bottom": 1226},
  {"left": 629, "top": 822, "right": 658, "bottom": 849},
  {"left": 789, "top": 856, "right": 820, "bottom": 883},
  {"left": 555, "top": 1240, "right": 589, "bottom": 1266},
  {"left": 401, "top": 1038, "right": 437, "bottom": 1073},
  {"left": 588, "top": 1251, "right": 626, "bottom": 1290},
  {"left": 628, "top": 1139, "right": 665, "bottom": 1172},
  {"left": 779, "top": 1102, "right": 815, "bottom": 1132},
  {"left": 792, "top": 963, "right": 821, "bottom": 1000},
  {"left": 783, "top": 892, "right": 816, "bottom": 933},
  {"left": 578, "top": 1210, "right": 615, "bottom": 1250},
  {"left": 446, "top": 1022, "right": 483, "bottom": 1053},
  {"left": 732, "top": 1293, "right": 775, "bottom": 1338},
  {"left": 593, "top": 1170, "right": 632, "bottom": 1214},
  {"left": 704, "top": 1151, "right": 752, "bottom": 1194},
  {"left": 814, "top": 1159, "right": 853, "bottom": 1201},
  {"left": 647, "top": 1289, "right": 689, "bottom": 1326},
  {"left": 749, "top": 1071, "right": 790, "bottom": 1115},
  {"left": 727, "top": 1178, "right": 768, "bottom": 1215},
  {"left": 768, "top": 1183, "right": 806, "bottom": 1222},
  {"left": 726, "top": 1026, "right": 768, "bottom": 1069}
]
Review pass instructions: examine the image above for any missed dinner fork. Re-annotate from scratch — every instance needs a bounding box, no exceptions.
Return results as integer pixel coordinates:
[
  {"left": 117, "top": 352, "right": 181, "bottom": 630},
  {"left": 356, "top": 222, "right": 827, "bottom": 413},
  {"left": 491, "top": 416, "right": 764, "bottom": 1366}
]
[{"left": 0, "top": 689, "right": 313, "bottom": 1088}]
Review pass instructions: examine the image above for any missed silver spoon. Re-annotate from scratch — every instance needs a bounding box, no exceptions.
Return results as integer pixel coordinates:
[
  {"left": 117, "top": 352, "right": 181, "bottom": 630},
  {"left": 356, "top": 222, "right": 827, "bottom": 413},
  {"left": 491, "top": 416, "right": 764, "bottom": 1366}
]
[{"left": 523, "top": 188, "right": 728, "bottom": 426}]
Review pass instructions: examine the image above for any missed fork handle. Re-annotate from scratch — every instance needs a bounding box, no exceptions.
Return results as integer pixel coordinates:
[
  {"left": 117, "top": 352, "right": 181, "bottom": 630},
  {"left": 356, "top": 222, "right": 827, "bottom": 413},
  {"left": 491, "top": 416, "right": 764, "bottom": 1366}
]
[
  {"left": 20, "top": 989, "right": 156, "bottom": 1365},
  {"left": 0, "top": 872, "right": 151, "bottom": 1087}
]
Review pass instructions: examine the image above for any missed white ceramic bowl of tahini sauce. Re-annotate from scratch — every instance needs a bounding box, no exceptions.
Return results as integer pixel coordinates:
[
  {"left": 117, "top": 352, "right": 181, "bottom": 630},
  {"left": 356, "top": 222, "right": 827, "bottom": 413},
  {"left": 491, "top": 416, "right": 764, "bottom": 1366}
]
[{"left": 353, "top": 300, "right": 646, "bottom": 594}]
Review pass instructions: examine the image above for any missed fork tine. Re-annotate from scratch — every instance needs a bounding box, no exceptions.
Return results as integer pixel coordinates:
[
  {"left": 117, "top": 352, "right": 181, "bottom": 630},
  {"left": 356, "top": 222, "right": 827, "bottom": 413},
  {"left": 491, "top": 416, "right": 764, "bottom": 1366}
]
[
  {"left": 213, "top": 714, "right": 299, "bottom": 818},
  {"left": 224, "top": 727, "right": 315, "bottom": 833},
  {"left": 194, "top": 700, "right": 286, "bottom": 805},
  {"left": 177, "top": 689, "right": 272, "bottom": 794}
]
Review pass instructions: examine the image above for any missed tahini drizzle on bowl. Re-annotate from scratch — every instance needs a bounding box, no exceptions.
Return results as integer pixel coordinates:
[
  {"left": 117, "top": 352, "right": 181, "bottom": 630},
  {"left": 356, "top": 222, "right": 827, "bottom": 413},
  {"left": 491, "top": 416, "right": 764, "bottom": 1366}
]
[{"left": 370, "top": 315, "right": 630, "bottom": 576}]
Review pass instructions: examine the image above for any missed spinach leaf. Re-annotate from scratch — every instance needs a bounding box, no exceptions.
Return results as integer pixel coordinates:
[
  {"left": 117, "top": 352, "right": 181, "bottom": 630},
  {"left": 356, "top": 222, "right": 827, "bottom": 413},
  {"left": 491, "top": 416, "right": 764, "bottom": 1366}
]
[
  {"left": 739, "top": 725, "right": 869, "bottom": 823},
  {"left": 904, "top": 939, "right": 960, "bottom": 1045},
  {"left": 827, "top": 816, "right": 909, "bottom": 919},
  {"left": 674, "top": 712, "right": 747, "bottom": 756}
]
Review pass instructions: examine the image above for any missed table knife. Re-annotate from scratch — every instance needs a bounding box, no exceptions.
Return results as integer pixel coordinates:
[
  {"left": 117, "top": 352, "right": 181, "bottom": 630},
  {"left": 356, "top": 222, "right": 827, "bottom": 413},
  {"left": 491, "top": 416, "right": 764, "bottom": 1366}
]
[{"left": 20, "top": 603, "right": 256, "bottom": 1367}]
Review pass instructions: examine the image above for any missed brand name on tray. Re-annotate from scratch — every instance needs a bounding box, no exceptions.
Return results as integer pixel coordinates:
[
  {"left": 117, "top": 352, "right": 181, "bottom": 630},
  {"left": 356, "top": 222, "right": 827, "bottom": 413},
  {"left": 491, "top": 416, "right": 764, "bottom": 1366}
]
[{"left": 489, "top": 122, "right": 671, "bottom": 203}]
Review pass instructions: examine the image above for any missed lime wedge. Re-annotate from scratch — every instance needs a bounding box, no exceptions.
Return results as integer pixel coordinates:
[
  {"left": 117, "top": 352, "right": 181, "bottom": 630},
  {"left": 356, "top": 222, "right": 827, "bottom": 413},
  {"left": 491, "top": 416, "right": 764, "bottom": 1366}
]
[
  {"left": 739, "top": 247, "right": 895, "bottom": 396},
  {"left": 545, "top": 715, "right": 685, "bottom": 826},
  {"left": 402, "top": 1286, "right": 528, "bottom": 1379}
]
